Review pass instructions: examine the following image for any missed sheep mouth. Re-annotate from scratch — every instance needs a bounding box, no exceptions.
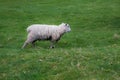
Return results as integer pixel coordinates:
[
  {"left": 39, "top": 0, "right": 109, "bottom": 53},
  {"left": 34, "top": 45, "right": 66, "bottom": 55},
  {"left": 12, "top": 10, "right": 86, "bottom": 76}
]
[{"left": 67, "top": 30, "right": 71, "bottom": 32}]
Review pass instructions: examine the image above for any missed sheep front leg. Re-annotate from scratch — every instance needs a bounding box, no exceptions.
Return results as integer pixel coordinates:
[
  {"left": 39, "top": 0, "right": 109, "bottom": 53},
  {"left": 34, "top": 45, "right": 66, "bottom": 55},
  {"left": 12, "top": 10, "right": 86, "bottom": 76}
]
[
  {"left": 50, "top": 35, "right": 60, "bottom": 48},
  {"left": 50, "top": 41, "right": 56, "bottom": 49}
]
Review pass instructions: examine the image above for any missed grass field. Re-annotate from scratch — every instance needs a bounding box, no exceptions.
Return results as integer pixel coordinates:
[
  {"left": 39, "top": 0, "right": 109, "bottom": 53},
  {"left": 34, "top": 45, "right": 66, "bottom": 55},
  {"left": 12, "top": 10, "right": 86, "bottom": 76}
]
[{"left": 0, "top": 0, "right": 120, "bottom": 80}]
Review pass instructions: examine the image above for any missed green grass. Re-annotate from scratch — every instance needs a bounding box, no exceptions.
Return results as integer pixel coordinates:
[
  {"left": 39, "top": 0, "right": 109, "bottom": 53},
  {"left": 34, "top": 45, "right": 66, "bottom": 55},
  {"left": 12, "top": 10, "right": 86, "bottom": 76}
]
[{"left": 0, "top": 0, "right": 120, "bottom": 80}]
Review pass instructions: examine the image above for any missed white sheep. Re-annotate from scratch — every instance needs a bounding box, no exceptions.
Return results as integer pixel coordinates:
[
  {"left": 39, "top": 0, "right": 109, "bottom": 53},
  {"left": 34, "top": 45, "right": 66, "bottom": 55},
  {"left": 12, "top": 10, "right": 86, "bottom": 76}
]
[{"left": 22, "top": 23, "right": 71, "bottom": 49}]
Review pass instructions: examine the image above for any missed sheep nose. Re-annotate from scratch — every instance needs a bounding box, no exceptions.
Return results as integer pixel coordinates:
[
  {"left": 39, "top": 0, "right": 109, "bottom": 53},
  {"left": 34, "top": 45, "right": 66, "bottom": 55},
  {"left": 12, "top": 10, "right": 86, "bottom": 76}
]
[{"left": 68, "top": 29, "right": 71, "bottom": 32}]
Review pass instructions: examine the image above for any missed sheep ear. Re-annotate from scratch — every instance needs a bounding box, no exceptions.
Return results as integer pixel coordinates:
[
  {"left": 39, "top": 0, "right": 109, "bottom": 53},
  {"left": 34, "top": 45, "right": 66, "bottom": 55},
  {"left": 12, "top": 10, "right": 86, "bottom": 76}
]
[
  {"left": 61, "top": 23, "right": 68, "bottom": 26},
  {"left": 63, "top": 23, "right": 68, "bottom": 27},
  {"left": 62, "top": 23, "right": 67, "bottom": 25}
]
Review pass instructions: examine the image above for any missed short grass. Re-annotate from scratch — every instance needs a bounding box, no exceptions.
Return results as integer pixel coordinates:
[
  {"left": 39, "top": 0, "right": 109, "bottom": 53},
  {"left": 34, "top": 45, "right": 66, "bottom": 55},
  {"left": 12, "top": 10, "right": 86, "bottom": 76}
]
[{"left": 0, "top": 0, "right": 120, "bottom": 80}]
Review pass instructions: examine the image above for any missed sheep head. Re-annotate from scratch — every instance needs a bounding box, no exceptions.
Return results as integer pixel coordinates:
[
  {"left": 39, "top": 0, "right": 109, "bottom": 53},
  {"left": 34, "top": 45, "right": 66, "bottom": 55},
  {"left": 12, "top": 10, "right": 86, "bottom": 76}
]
[{"left": 59, "top": 23, "right": 71, "bottom": 33}]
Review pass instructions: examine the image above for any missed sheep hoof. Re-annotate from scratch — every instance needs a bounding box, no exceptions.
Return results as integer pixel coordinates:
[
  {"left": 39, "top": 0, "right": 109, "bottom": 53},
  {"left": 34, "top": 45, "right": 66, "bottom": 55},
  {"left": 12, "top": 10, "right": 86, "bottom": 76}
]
[{"left": 49, "top": 46, "right": 55, "bottom": 49}]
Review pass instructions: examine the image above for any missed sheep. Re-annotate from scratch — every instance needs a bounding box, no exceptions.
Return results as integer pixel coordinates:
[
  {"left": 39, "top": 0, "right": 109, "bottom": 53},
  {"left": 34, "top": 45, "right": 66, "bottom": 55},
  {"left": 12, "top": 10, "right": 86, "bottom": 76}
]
[{"left": 22, "top": 23, "right": 71, "bottom": 49}]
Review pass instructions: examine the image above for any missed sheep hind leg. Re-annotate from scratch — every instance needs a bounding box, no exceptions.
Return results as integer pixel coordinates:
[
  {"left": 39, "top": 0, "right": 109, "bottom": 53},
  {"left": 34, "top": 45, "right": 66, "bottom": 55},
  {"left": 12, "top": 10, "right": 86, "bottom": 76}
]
[
  {"left": 32, "top": 40, "right": 37, "bottom": 48},
  {"left": 22, "top": 40, "right": 29, "bottom": 49},
  {"left": 22, "top": 38, "right": 34, "bottom": 49}
]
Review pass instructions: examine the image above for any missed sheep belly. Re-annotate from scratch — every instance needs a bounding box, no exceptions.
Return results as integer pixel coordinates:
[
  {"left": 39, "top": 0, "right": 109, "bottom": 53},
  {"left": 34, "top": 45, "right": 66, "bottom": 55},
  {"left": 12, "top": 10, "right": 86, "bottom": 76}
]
[{"left": 38, "top": 36, "right": 52, "bottom": 40}]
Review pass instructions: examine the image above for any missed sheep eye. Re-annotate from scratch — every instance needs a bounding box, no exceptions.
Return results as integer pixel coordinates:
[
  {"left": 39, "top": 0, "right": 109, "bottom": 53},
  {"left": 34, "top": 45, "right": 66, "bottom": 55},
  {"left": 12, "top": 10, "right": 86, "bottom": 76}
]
[{"left": 65, "top": 23, "right": 68, "bottom": 26}]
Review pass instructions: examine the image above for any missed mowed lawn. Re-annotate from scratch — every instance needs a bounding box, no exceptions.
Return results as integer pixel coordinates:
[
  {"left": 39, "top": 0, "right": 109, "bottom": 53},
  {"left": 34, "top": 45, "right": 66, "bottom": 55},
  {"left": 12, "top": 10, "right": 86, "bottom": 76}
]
[{"left": 0, "top": 0, "right": 120, "bottom": 80}]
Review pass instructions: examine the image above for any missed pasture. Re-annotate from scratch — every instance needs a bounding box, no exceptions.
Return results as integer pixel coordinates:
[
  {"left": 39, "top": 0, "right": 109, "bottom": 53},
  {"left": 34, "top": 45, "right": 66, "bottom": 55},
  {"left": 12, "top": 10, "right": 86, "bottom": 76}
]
[{"left": 0, "top": 0, "right": 120, "bottom": 80}]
